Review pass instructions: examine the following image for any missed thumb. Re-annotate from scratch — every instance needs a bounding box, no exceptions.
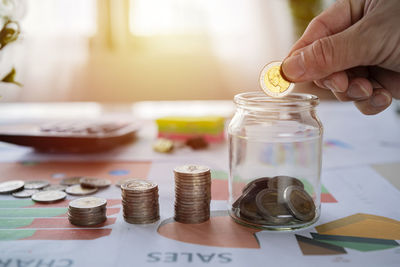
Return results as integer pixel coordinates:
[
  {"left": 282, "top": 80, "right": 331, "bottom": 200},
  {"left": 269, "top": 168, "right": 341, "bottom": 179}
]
[{"left": 282, "top": 25, "right": 366, "bottom": 82}]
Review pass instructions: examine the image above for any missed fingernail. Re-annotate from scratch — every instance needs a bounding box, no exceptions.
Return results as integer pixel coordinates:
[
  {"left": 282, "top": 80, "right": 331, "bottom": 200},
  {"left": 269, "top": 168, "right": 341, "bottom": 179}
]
[
  {"left": 347, "top": 83, "right": 369, "bottom": 99},
  {"left": 323, "top": 79, "right": 340, "bottom": 92},
  {"left": 371, "top": 92, "right": 390, "bottom": 107},
  {"left": 282, "top": 52, "right": 305, "bottom": 80}
]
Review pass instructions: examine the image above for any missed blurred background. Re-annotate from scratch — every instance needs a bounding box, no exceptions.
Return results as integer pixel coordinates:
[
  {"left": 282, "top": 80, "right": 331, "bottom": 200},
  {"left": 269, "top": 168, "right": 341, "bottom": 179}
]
[{"left": 0, "top": 0, "right": 336, "bottom": 102}]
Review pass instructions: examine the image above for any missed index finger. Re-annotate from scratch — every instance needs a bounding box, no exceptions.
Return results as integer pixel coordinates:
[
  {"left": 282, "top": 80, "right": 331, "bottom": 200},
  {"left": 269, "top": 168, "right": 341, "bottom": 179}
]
[{"left": 288, "top": 0, "right": 364, "bottom": 55}]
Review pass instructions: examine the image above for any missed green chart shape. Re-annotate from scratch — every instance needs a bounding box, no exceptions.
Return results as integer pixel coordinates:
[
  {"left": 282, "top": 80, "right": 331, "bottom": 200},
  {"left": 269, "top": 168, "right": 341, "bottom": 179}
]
[
  {"left": 0, "top": 229, "right": 36, "bottom": 240},
  {"left": 0, "top": 199, "right": 35, "bottom": 208},
  {"left": 0, "top": 208, "right": 67, "bottom": 218},
  {"left": 0, "top": 218, "right": 34, "bottom": 229},
  {"left": 311, "top": 233, "right": 399, "bottom": 252}
]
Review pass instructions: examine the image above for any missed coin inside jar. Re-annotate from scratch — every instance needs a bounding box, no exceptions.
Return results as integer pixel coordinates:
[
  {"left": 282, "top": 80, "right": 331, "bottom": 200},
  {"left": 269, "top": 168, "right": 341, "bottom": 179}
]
[
  {"left": 242, "top": 177, "right": 270, "bottom": 194},
  {"left": 283, "top": 185, "right": 316, "bottom": 222},
  {"left": 32, "top": 190, "right": 67, "bottom": 203},
  {"left": 0, "top": 180, "right": 25, "bottom": 194},
  {"left": 259, "top": 61, "right": 294, "bottom": 97},
  {"left": 255, "top": 189, "right": 293, "bottom": 224}
]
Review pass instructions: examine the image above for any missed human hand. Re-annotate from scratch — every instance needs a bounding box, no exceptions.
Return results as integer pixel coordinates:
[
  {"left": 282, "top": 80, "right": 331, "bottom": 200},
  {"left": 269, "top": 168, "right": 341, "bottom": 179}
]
[{"left": 281, "top": 0, "right": 400, "bottom": 115}]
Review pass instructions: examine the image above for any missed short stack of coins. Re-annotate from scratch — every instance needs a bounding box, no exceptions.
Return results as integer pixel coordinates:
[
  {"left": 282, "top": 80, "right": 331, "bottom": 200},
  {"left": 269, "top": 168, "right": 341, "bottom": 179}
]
[
  {"left": 121, "top": 179, "right": 160, "bottom": 224},
  {"left": 68, "top": 197, "right": 107, "bottom": 226},
  {"left": 174, "top": 164, "right": 211, "bottom": 224}
]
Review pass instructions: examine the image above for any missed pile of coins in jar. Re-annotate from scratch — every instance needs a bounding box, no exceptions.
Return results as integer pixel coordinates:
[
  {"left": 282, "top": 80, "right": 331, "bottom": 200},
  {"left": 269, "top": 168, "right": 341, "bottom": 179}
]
[{"left": 232, "top": 176, "right": 315, "bottom": 225}]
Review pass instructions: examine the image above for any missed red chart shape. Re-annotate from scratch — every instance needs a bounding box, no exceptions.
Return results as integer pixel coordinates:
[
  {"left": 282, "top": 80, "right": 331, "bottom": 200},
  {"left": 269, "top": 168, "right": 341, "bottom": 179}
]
[
  {"left": 21, "top": 229, "right": 112, "bottom": 240},
  {"left": 158, "top": 212, "right": 261, "bottom": 249}
]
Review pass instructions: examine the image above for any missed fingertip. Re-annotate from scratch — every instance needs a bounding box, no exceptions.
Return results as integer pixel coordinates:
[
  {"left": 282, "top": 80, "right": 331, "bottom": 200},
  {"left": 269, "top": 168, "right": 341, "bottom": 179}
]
[
  {"left": 346, "top": 78, "right": 373, "bottom": 100},
  {"left": 281, "top": 52, "right": 306, "bottom": 82},
  {"left": 354, "top": 88, "right": 392, "bottom": 115}
]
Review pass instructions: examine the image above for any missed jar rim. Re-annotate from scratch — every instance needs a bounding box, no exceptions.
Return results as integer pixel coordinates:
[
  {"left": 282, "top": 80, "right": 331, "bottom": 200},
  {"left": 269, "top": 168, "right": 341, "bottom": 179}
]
[{"left": 234, "top": 92, "right": 319, "bottom": 110}]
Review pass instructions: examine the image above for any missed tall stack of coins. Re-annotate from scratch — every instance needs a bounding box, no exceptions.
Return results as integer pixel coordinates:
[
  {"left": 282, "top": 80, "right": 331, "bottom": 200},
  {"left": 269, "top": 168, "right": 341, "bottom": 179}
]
[
  {"left": 68, "top": 197, "right": 107, "bottom": 226},
  {"left": 174, "top": 165, "right": 211, "bottom": 224},
  {"left": 233, "top": 176, "right": 316, "bottom": 226},
  {"left": 121, "top": 179, "right": 160, "bottom": 224}
]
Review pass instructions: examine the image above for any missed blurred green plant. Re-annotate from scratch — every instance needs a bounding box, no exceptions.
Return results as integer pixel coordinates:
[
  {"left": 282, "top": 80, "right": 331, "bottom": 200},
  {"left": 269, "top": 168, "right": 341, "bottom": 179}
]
[{"left": 1, "top": 0, "right": 22, "bottom": 87}]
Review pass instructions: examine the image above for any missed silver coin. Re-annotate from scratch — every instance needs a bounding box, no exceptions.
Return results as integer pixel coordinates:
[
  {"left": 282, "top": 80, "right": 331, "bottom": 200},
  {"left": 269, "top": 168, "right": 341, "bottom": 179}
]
[
  {"left": 42, "top": 184, "right": 68, "bottom": 191},
  {"left": 121, "top": 179, "right": 157, "bottom": 192},
  {"left": 24, "top": 180, "right": 50, "bottom": 190},
  {"left": 65, "top": 184, "right": 98, "bottom": 196},
  {"left": 0, "top": 180, "right": 25, "bottom": 194},
  {"left": 173, "top": 164, "right": 210, "bottom": 175},
  {"left": 69, "top": 197, "right": 107, "bottom": 209},
  {"left": 12, "top": 189, "right": 39, "bottom": 198},
  {"left": 115, "top": 178, "right": 140, "bottom": 188},
  {"left": 32, "top": 190, "right": 67, "bottom": 203},
  {"left": 60, "top": 176, "right": 84, "bottom": 186},
  {"left": 80, "top": 177, "right": 111, "bottom": 188}
]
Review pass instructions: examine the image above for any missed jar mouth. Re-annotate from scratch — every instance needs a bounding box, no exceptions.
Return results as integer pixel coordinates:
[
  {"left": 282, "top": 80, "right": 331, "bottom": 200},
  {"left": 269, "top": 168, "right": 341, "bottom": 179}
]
[{"left": 234, "top": 92, "right": 319, "bottom": 111}]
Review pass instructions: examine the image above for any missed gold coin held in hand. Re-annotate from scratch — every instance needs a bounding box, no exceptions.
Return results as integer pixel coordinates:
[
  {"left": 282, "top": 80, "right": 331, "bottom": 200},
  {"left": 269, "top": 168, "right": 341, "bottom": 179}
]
[{"left": 259, "top": 61, "right": 294, "bottom": 97}]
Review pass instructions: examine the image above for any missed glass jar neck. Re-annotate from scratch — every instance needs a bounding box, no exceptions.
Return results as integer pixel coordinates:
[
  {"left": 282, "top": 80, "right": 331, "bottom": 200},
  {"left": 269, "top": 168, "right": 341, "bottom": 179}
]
[{"left": 234, "top": 92, "right": 319, "bottom": 114}]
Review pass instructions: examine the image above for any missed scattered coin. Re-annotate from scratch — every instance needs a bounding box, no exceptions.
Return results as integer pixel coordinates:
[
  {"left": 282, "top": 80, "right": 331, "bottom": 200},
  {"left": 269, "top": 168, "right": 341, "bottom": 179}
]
[
  {"left": 65, "top": 184, "right": 98, "bottom": 196},
  {"left": 283, "top": 185, "right": 316, "bottom": 221},
  {"left": 60, "top": 176, "right": 83, "bottom": 186},
  {"left": 185, "top": 136, "right": 208, "bottom": 150},
  {"left": 42, "top": 184, "right": 68, "bottom": 191},
  {"left": 24, "top": 180, "right": 50, "bottom": 190},
  {"left": 153, "top": 138, "right": 174, "bottom": 153},
  {"left": 259, "top": 61, "right": 294, "bottom": 97},
  {"left": 12, "top": 189, "right": 39, "bottom": 198},
  {"left": 80, "top": 177, "right": 111, "bottom": 188},
  {"left": 0, "top": 180, "right": 25, "bottom": 194},
  {"left": 68, "top": 197, "right": 107, "bottom": 226},
  {"left": 32, "top": 190, "right": 67, "bottom": 203},
  {"left": 121, "top": 179, "right": 160, "bottom": 224},
  {"left": 174, "top": 164, "right": 211, "bottom": 224}
]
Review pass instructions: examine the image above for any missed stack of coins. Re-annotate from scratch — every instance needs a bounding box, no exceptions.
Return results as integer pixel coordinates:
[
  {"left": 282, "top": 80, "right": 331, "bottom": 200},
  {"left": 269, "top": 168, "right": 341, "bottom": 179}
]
[
  {"left": 68, "top": 197, "right": 107, "bottom": 226},
  {"left": 121, "top": 179, "right": 160, "bottom": 224},
  {"left": 233, "top": 176, "right": 316, "bottom": 225},
  {"left": 174, "top": 165, "right": 211, "bottom": 224}
]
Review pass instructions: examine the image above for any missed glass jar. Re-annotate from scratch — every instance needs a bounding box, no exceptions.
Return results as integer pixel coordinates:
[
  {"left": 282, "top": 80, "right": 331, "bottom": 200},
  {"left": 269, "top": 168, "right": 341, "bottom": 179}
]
[{"left": 228, "top": 92, "right": 323, "bottom": 230}]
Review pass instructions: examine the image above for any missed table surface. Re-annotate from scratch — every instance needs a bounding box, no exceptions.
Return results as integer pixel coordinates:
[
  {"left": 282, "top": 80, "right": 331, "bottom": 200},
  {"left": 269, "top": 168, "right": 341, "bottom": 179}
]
[{"left": 0, "top": 100, "right": 399, "bottom": 267}]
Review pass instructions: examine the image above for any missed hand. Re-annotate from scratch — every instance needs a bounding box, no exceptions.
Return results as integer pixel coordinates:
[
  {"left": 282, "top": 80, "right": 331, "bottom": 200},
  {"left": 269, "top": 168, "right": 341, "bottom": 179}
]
[{"left": 281, "top": 0, "right": 400, "bottom": 115}]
